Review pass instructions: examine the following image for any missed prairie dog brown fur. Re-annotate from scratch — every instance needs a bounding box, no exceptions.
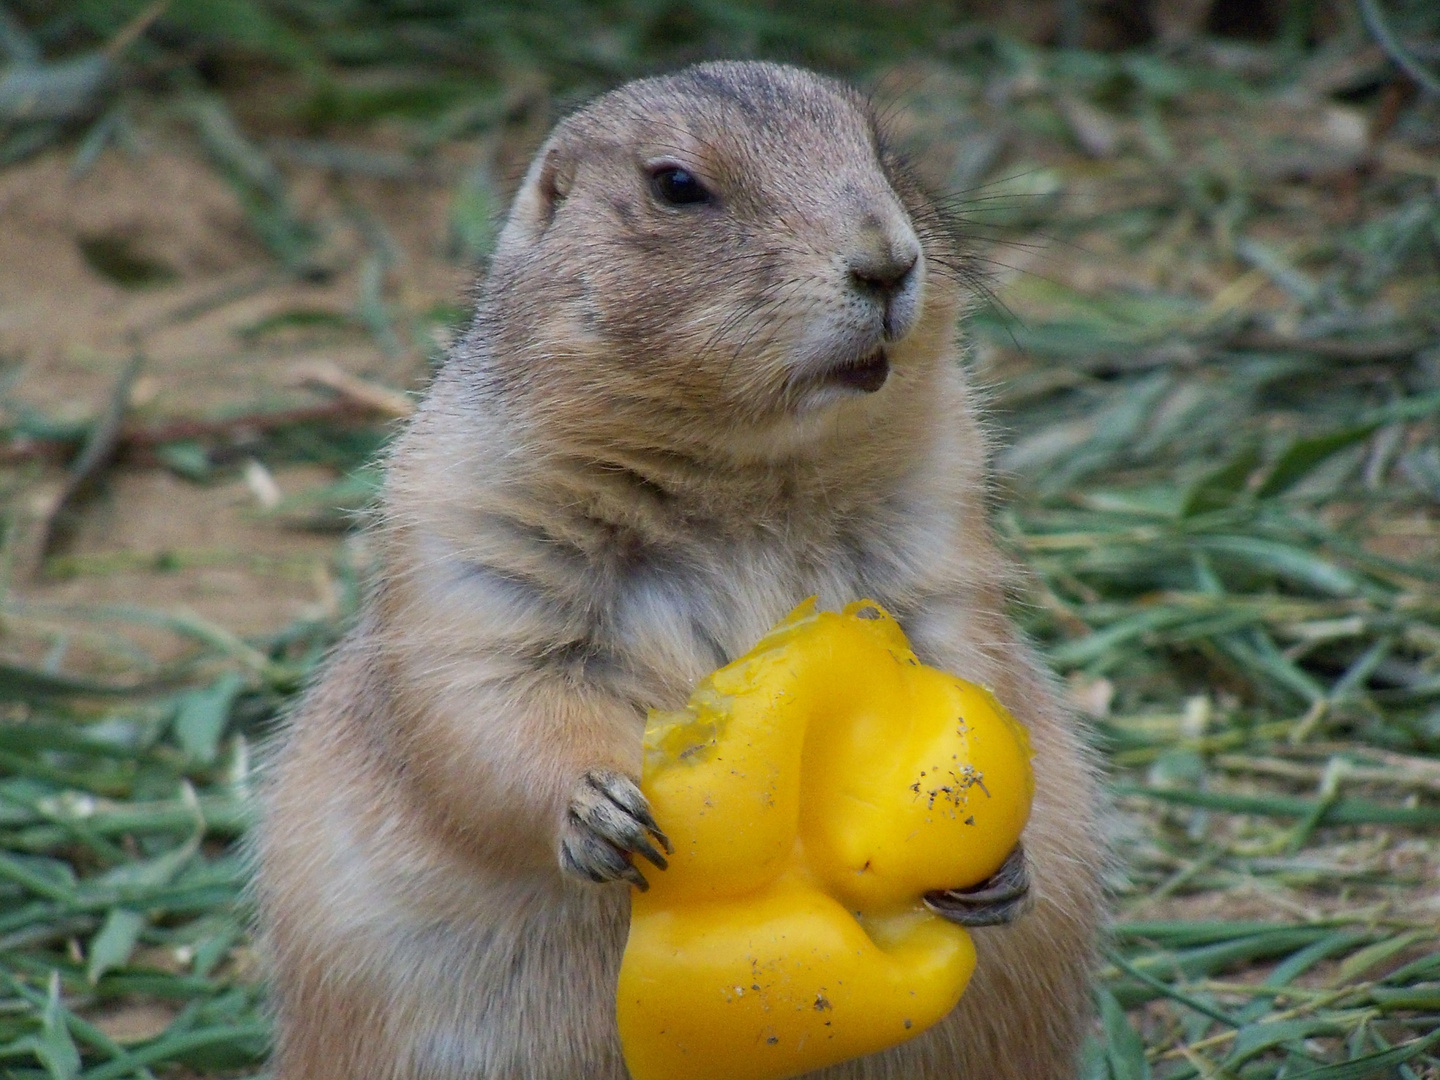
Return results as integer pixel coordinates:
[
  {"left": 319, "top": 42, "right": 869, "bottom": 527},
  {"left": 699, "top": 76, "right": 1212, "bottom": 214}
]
[{"left": 256, "top": 61, "right": 1103, "bottom": 1080}]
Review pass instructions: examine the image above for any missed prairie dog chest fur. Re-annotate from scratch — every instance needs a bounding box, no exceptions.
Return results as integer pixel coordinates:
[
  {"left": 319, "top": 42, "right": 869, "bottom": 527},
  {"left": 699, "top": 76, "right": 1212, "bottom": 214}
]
[
  {"left": 257, "top": 60, "right": 1103, "bottom": 1080},
  {"left": 383, "top": 368, "right": 992, "bottom": 711}
]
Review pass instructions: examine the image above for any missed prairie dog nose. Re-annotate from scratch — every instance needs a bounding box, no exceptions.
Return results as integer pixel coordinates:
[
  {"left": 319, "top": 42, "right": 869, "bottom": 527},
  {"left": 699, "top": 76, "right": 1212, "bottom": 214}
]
[
  {"left": 847, "top": 243, "right": 919, "bottom": 298},
  {"left": 846, "top": 218, "right": 923, "bottom": 340}
]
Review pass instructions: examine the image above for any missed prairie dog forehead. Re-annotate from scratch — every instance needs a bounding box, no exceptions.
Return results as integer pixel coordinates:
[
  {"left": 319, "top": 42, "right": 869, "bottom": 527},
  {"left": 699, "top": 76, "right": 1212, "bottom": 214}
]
[{"left": 563, "top": 62, "right": 884, "bottom": 205}]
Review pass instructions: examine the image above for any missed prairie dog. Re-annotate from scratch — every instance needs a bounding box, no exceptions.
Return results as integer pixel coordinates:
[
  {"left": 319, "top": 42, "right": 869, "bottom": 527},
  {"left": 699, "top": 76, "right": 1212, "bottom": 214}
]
[{"left": 256, "top": 61, "right": 1103, "bottom": 1080}]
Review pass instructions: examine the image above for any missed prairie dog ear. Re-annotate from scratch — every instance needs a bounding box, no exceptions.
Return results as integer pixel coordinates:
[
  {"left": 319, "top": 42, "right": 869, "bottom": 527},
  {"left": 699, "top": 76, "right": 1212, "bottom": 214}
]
[
  {"left": 507, "top": 142, "right": 575, "bottom": 236},
  {"left": 536, "top": 146, "right": 575, "bottom": 221}
]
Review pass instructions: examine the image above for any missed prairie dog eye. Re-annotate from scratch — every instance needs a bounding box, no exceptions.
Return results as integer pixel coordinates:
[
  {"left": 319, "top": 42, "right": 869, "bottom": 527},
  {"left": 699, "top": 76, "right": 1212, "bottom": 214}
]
[{"left": 649, "top": 165, "right": 711, "bottom": 206}]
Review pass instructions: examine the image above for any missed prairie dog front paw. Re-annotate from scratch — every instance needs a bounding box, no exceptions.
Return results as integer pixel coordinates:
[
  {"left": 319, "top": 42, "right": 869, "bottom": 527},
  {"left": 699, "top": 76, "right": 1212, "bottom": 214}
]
[
  {"left": 923, "top": 843, "right": 1032, "bottom": 927},
  {"left": 559, "top": 769, "right": 673, "bottom": 890}
]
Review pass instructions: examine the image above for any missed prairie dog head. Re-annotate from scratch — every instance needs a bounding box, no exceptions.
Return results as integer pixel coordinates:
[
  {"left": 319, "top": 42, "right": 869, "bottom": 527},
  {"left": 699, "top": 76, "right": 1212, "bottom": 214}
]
[{"left": 471, "top": 61, "right": 969, "bottom": 463}]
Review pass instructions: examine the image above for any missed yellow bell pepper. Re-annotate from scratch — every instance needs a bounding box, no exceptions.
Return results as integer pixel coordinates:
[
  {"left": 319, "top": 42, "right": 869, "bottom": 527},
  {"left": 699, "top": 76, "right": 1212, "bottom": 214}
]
[{"left": 617, "top": 599, "right": 1035, "bottom": 1080}]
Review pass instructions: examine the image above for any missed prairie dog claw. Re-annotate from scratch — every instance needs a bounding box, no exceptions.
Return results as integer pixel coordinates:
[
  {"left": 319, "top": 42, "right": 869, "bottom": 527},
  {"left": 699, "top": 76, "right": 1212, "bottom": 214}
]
[
  {"left": 559, "top": 768, "right": 672, "bottom": 890},
  {"left": 923, "top": 844, "right": 1032, "bottom": 927}
]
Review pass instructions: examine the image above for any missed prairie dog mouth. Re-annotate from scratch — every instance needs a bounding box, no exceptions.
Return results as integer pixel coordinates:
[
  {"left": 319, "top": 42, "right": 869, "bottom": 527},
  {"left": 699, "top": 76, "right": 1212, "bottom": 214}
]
[{"left": 825, "top": 349, "right": 889, "bottom": 394}]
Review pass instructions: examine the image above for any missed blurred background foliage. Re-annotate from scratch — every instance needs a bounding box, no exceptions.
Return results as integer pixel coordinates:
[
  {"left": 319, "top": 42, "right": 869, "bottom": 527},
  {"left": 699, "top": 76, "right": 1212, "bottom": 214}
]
[{"left": 0, "top": 1, "right": 1438, "bottom": 1078}]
